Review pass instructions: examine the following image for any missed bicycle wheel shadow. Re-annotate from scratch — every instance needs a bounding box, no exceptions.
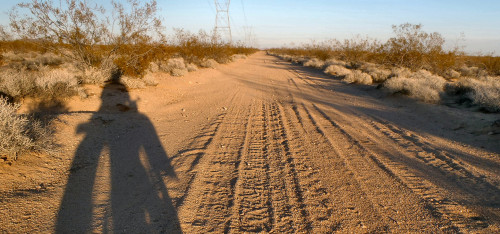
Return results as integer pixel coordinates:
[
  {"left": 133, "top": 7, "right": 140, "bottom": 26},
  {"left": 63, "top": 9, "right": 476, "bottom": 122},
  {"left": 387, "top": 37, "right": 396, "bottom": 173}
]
[{"left": 56, "top": 80, "right": 181, "bottom": 233}]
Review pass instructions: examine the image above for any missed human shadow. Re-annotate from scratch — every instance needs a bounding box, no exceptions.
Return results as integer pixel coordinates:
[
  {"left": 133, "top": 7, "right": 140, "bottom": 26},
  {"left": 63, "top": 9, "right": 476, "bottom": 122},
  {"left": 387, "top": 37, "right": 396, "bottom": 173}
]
[{"left": 56, "top": 80, "right": 181, "bottom": 233}]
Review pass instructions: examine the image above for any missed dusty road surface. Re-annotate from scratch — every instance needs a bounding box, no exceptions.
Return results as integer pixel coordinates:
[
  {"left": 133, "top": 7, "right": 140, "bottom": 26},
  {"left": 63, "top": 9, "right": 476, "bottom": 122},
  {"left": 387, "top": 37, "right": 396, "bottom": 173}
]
[{"left": 1, "top": 51, "right": 500, "bottom": 233}]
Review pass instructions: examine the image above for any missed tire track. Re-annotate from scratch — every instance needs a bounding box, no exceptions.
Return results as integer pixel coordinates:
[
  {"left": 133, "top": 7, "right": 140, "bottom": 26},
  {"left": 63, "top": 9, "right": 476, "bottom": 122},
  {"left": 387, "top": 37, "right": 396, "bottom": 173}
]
[
  {"left": 299, "top": 103, "right": 450, "bottom": 232},
  {"left": 178, "top": 101, "right": 252, "bottom": 233},
  {"left": 279, "top": 56, "right": 498, "bottom": 232},
  {"left": 314, "top": 102, "right": 498, "bottom": 231}
]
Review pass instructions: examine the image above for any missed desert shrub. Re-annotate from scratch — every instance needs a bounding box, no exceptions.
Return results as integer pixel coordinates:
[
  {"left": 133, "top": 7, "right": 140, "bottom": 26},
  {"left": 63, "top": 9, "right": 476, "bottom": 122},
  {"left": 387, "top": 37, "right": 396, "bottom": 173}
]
[
  {"left": 458, "top": 66, "right": 488, "bottom": 78},
  {"left": 324, "top": 65, "right": 352, "bottom": 77},
  {"left": 0, "top": 68, "right": 36, "bottom": 99},
  {"left": 77, "top": 66, "right": 111, "bottom": 85},
  {"left": 343, "top": 70, "right": 373, "bottom": 85},
  {"left": 9, "top": 0, "right": 165, "bottom": 77},
  {"left": 230, "top": 54, "right": 247, "bottom": 61},
  {"left": 34, "top": 67, "right": 79, "bottom": 99},
  {"left": 304, "top": 58, "right": 325, "bottom": 69},
  {"left": 200, "top": 59, "right": 218, "bottom": 69},
  {"left": 443, "top": 69, "right": 461, "bottom": 79},
  {"left": 447, "top": 76, "right": 500, "bottom": 112},
  {"left": 464, "top": 55, "right": 500, "bottom": 76},
  {"left": 383, "top": 70, "right": 447, "bottom": 103},
  {"left": 324, "top": 58, "right": 347, "bottom": 67},
  {"left": 359, "top": 63, "right": 391, "bottom": 83},
  {"left": 160, "top": 57, "right": 188, "bottom": 76},
  {"left": 120, "top": 76, "right": 146, "bottom": 89},
  {"left": 142, "top": 73, "right": 158, "bottom": 86},
  {"left": 35, "top": 53, "right": 63, "bottom": 66},
  {"left": 390, "top": 67, "right": 413, "bottom": 78},
  {"left": 148, "top": 62, "right": 160, "bottom": 73},
  {"left": 186, "top": 63, "right": 198, "bottom": 72},
  {"left": 0, "top": 97, "right": 52, "bottom": 161}
]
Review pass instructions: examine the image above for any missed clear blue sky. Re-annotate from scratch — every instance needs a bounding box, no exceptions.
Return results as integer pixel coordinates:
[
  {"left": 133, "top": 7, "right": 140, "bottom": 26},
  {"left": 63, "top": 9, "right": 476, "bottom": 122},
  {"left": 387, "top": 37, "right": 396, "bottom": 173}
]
[{"left": 2, "top": 0, "right": 499, "bottom": 54}]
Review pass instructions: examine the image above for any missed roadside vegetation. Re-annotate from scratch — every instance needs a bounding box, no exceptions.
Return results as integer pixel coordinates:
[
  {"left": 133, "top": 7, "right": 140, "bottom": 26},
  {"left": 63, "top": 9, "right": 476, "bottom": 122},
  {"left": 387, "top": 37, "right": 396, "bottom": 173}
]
[
  {"left": 0, "top": 0, "right": 257, "bottom": 161},
  {"left": 268, "top": 23, "right": 500, "bottom": 113}
]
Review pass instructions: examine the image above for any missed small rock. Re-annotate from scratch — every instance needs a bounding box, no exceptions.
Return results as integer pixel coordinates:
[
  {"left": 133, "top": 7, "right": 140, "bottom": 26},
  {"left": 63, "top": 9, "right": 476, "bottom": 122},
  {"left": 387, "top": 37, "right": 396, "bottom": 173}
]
[{"left": 222, "top": 107, "right": 227, "bottom": 111}]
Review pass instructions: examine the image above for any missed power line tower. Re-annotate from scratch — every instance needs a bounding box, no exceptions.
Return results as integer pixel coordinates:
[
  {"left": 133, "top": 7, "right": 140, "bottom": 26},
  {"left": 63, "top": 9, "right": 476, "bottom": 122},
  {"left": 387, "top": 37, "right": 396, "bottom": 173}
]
[{"left": 214, "top": 0, "right": 232, "bottom": 43}]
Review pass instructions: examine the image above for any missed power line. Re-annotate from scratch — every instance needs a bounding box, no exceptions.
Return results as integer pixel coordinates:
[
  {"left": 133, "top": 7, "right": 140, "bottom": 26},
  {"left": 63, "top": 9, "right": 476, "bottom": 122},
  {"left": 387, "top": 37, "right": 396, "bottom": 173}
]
[{"left": 214, "top": 0, "right": 232, "bottom": 43}]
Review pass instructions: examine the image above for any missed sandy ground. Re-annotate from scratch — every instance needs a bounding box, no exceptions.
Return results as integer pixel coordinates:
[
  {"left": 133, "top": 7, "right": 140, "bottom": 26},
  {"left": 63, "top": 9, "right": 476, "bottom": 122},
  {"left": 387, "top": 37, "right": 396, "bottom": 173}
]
[{"left": 1, "top": 51, "right": 499, "bottom": 233}]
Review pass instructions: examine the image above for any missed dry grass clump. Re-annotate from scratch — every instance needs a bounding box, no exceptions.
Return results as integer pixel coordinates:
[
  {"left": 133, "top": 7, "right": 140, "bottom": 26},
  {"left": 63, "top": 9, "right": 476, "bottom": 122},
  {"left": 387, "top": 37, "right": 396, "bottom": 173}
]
[
  {"left": 458, "top": 66, "right": 488, "bottom": 78},
  {"left": 142, "top": 73, "right": 159, "bottom": 86},
  {"left": 324, "top": 65, "right": 352, "bottom": 77},
  {"left": 200, "top": 59, "right": 219, "bottom": 69},
  {"left": 0, "top": 97, "right": 52, "bottom": 161},
  {"left": 446, "top": 76, "right": 500, "bottom": 112},
  {"left": 0, "top": 68, "right": 36, "bottom": 99},
  {"left": 186, "top": 63, "right": 198, "bottom": 72},
  {"left": 35, "top": 67, "right": 79, "bottom": 99},
  {"left": 231, "top": 54, "right": 247, "bottom": 61},
  {"left": 324, "top": 58, "right": 347, "bottom": 67},
  {"left": 343, "top": 70, "right": 373, "bottom": 85},
  {"left": 120, "top": 76, "right": 146, "bottom": 89},
  {"left": 77, "top": 66, "right": 110, "bottom": 85},
  {"left": 161, "top": 58, "right": 188, "bottom": 76},
  {"left": 383, "top": 70, "right": 447, "bottom": 103},
  {"left": 359, "top": 63, "right": 391, "bottom": 82},
  {"left": 304, "top": 58, "right": 325, "bottom": 69},
  {"left": 444, "top": 69, "right": 461, "bottom": 79}
]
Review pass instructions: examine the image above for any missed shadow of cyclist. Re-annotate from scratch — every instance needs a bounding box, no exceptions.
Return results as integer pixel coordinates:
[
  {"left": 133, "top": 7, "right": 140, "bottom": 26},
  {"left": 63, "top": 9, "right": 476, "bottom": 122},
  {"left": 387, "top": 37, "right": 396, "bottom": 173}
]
[{"left": 56, "top": 79, "right": 181, "bottom": 233}]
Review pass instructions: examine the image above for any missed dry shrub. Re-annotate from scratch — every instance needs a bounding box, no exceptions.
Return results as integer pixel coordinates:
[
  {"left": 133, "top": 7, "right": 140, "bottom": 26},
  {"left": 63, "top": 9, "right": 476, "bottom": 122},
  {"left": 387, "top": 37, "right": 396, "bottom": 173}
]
[
  {"left": 447, "top": 76, "right": 500, "bottom": 112},
  {"left": 148, "top": 62, "right": 160, "bottom": 73},
  {"left": 231, "top": 54, "right": 247, "bottom": 61},
  {"left": 35, "top": 67, "right": 79, "bottom": 99},
  {"left": 200, "top": 59, "right": 218, "bottom": 69},
  {"left": 383, "top": 70, "right": 446, "bottom": 103},
  {"left": 0, "top": 68, "right": 36, "bottom": 99},
  {"left": 458, "top": 66, "right": 488, "bottom": 77},
  {"left": 78, "top": 66, "right": 110, "bottom": 85},
  {"left": 359, "top": 62, "right": 391, "bottom": 82},
  {"left": 343, "top": 70, "right": 373, "bottom": 85},
  {"left": 162, "top": 58, "right": 188, "bottom": 76},
  {"left": 304, "top": 58, "right": 325, "bottom": 69},
  {"left": 325, "top": 58, "right": 347, "bottom": 67},
  {"left": 444, "top": 69, "right": 461, "bottom": 79},
  {"left": 324, "top": 65, "right": 352, "bottom": 77},
  {"left": 0, "top": 97, "right": 52, "bottom": 161},
  {"left": 390, "top": 67, "right": 413, "bottom": 78},
  {"left": 142, "top": 73, "right": 158, "bottom": 86},
  {"left": 34, "top": 53, "right": 63, "bottom": 66},
  {"left": 186, "top": 63, "right": 198, "bottom": 72},
  {"left": 120, "top": 76, "right": 146, "bottom": 89}
]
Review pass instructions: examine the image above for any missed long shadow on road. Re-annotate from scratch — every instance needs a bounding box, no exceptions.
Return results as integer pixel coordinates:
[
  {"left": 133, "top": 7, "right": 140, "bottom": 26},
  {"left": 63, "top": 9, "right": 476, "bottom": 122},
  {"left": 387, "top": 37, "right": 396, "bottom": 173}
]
[{"left": 56, "top": 81, "right": 181, "bottom": 233}]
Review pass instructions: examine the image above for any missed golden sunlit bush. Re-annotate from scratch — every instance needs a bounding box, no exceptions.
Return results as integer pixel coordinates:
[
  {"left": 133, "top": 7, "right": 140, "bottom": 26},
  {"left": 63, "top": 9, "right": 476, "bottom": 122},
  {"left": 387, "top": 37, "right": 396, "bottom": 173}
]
[
  {"left": 304, "top": 58, "right": 325, "bottom": 69},
  {"left": 382, "top": 70, "right": 447, "bottom": 103},
  {"left": 343, "top": 70, "right": 373, "bottom": 85},
  {"left": 324, "top": 65, "right": 351, "bottom": 77}
]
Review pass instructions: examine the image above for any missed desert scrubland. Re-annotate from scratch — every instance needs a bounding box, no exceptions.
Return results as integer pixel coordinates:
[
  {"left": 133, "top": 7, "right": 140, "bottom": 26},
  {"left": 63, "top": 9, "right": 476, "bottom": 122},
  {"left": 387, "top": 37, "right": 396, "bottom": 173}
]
[{"left": 1, "top": 1, "right": 499, "bottom": 233}]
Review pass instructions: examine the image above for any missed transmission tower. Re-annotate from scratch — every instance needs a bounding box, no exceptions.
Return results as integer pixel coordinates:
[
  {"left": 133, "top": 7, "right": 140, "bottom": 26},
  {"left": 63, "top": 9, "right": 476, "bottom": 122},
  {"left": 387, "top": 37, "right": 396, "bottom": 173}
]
[{"left": 214, "top": 0, "right": 232, "bottom": 43}]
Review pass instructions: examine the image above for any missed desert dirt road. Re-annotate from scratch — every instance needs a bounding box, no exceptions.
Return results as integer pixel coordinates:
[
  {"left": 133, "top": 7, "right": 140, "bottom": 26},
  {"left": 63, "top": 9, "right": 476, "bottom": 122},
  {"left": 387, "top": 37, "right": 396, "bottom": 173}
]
[{"left": 1, "top": 51, "right": 500, "bottom": 233}]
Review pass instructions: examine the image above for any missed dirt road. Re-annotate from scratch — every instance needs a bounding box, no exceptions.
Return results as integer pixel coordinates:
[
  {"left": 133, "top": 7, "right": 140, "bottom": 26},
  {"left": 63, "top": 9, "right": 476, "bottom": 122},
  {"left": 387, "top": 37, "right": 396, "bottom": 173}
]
[{"left": 1, "top": 52, "right": 499, "bottom": 233}]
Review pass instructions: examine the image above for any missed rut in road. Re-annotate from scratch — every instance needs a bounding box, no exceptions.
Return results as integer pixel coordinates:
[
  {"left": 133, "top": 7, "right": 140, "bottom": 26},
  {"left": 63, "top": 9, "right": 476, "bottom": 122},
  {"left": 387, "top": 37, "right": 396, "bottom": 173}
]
[{"left": 162, "top": 52, "right": 499, "bottom": 233}]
